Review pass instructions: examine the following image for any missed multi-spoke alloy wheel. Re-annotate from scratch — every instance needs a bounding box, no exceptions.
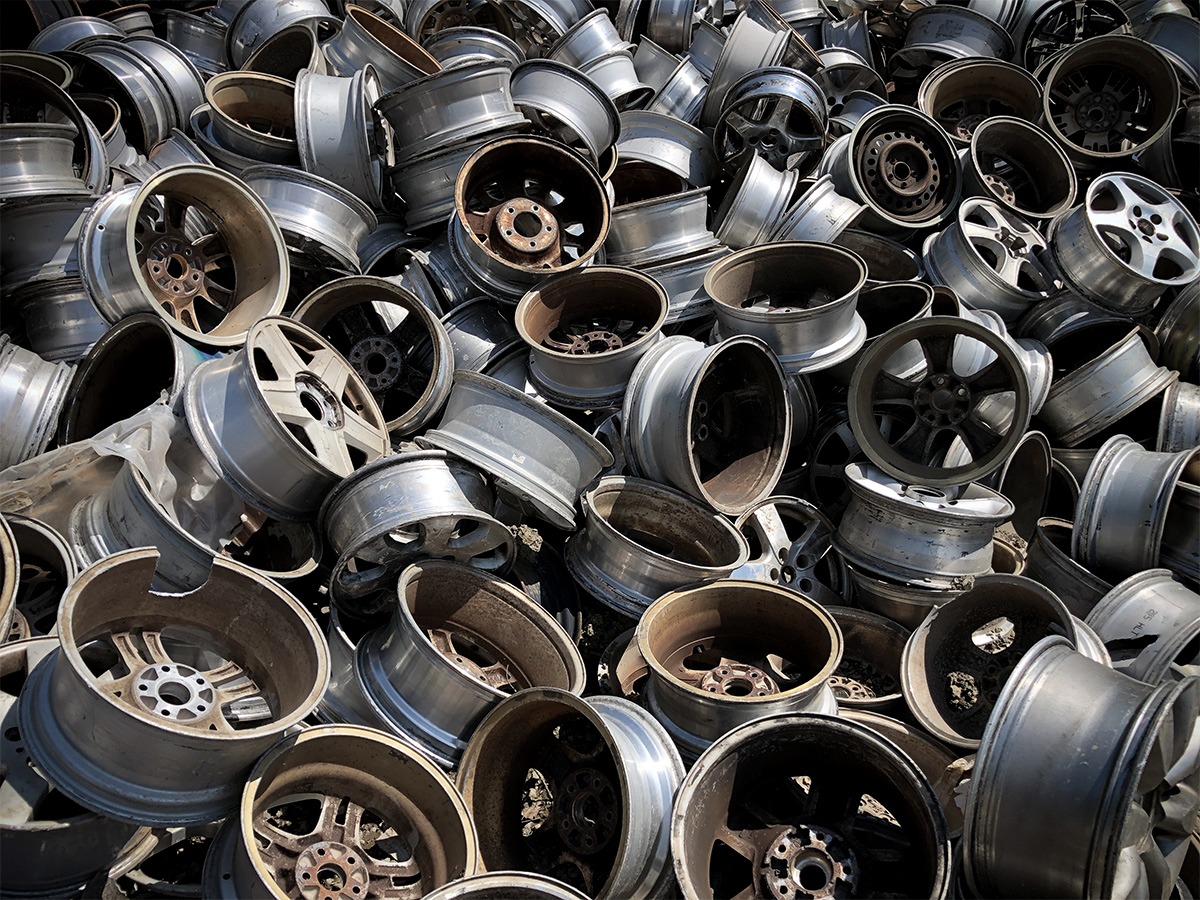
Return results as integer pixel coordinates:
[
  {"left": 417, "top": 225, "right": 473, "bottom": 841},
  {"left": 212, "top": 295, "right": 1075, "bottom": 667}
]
[
  {"left": 848, "top": 317, "right": 1031, "bottom": 486},
  {"left": 732, "top": 496, "right": 849, "bottom": 606},
  {"left": 186, "top": 317, "right": 389, "bottom": 521},
  {"left": 203, "top": 725, "right": 479, "bottom": 899},
  {"left": 715, "top": 66, "right": 828, "bottom": 174},
  {"left": 78, "top": 164, "right": 289, "bottom": 347},
  {"left": 18, "top": 549, "right": 329, "bottom": 826},
  {"left": 672, "top": 714, "right": 952, "bottom": 899}
]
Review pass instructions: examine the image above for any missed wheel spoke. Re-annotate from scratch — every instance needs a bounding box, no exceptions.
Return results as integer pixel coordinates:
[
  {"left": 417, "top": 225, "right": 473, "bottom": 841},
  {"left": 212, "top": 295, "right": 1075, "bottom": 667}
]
[
  {"left": 306, "top": 422, "right": 355, "bottom": 475},
  {"left": 260, "top": 383, "right": 312, "bottom": 426},
  {"left": 307, "top": 349, "right": 351, "bottom": 400},
  {"left": 965, "top": 359, "right": 1015, "bottom": 396},
  {"left": 340, "top": 407, "right": 386, "bottom": 454},
  {"left": 955, "top": 414, "right": 1004, "bottom": 456},
  {"left": 917, "top": 333, "right": 953, "bottom": 373},
  {"left": 873, "top": 371, "right": 916, "bottom": 405},
  {"left": 256, "top": 325, "right": 309, "bottom": 381}
]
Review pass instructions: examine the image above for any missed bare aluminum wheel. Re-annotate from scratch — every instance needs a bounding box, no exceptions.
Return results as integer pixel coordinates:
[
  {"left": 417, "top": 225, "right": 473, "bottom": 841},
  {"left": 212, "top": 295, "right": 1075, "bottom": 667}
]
[
  {"left": 492, "top": 0, "right": 590, "bottom": 58},
  {"left": 419, "top": 371, "right": 611, "bottom": 530},
  {"left": 699, "top": 4, "right": 806, "bottom": 129},
  {"left": 606, "top": 188, "right": 721, "bottom": 265},
  {"left": 916, "top": 59, "right": 1041, "bottom": 146},
  {"left": 672, "top": 713, "right": 952, "bottom": 900},
  {"left": 815, "top": 48, "right": 888, "bottom": 133},
  {"left": 646, "top": 0, "right": 723, "bottom": 52},
  {"left": 848, "top": 564, "right": 965, "bottom": 630},
  {"left": 923, "top": 198, "right": 1059, "bottom": 323},
  {"left": 847, "top": 316, "right": 1031, "bottom": 486},
  {"left": 241, "top": 165, "right": 378, "bottom": 273},
  {"left": 427, "top": 297, "right": 523, "bottom": 374},
  {"left": 18, "top": 548, "right": 329, "bottom": 826},
  {"left": 185, "top": 316, "right": 390, "bottom": 521},
  {"left": 407, "top": 0, "right": 514, "bottom": 42},
  {"left": 203, "top": 724, "right": 479, "bottom": 899},
  {"left": 706, "top": 241, "right": 868, "bottom": 374},
  {"left": 1037, "top": 325, "right": 1177, "bottom": 447},
  {"left": 632, "top": 37, "right": 682, "bottom": 92},
  {"left": 516, "top": 266, "right": 667, "bottom": 407},
  {"left": 295, "top": 65, "right": 390, "bottom": 209},
  {"left": 1074, "top": 435, "right": 1199, "bottom": 581},
  {"left": 357, "top": 560, "right": 586, "bottom": 767},
  {"left": 821, "top": 104, "right": 963, "bottom": 232},
  {"left": 714, "top": 66, "right": 828, "bottom": 175},
  {"left": 823, "top": 281, "right": 934, "bottom": 387},
  {"left": 962, "top": 636, "right": 1200, "bottom": 899},
  {"left": 623, "top": 335, "right": 791, "bottom": 516},
  {"left": 424, "top": 25, "right": 526, "bottom": 68},
  {"left": 320, "top": 450, "right": 514, "bottom": 608},
  {"left": 78, "top": 164, "right": 289, "bottom": 347},
  {"left": 0, "top": 65, "right": 108, "bottom": 197},
  {"left": 5, "top": 514, "right": 75, "bottom": 640},
  {"left": 203, "top": 71, "right": 298, "bottom": 166},
  {"left": 1051, "top": 172, "right": 1200, "bottom": 315},
  {"left": 448, "top": 136, "right": 611, "bottom": 302},
  {"left": 1014, "top": 288, "right": 1127, "bottom": 348},
  {"left": 314, "top": 606, "right": 389, "bottom": 729},
  {"left": 548, "top": 11, "right": 652, "bottom": 109},
  {"left": 1024, "top": 517, "right": 1112, "bottom": 618},
  {"left": 714, "top": 155, "right": 801, "bottom": 249},
  {"left": 566, "top": 476, "right": 750, "bottom": 618},
  {"left": 292, "top": 275, "right": 454, "bottom": 436},
  {"left": 1012, "top": 0, "right": 1130, "bottom": 70},
  {"left": 243, "top": 22, "right": 328, "bottom": 78},
  {"left": 0, "top": 122, "right": 91, "bottom": 200},
  {"left": 457, "top": 688, "right": 683, "bottom": 899},
  {"left": 901, "top": 574, "right": 1081, "bottom": 750},
  {"left": 425, "top": 873, "right": 589, "bottom": 899},
  {"left": 0, "top": 335, "right": 73, "bottom": 470},
  {"left": 227, "top": 0, "right": 338, "bottom": 68},
  {"left": 644, "top": 55, "right": 707, "bottom": 123},
  {"left": 57, "top": 313, "right": 205, "bottom": 444},
  {"left": 1087, "top": 569, "right": 1200, "bottom": 683},
  {"left": 511, "top": 60, "right": 621, "bottom": 165},
  {"left": 9, "top": 276, "right": 108, "bottom": 363},
  {"left": 836, "top": 463, "right": 1014, "bottom": 589},
  {"left": 963, "top": 116, "right": 1077, "bottom": 220},
  {"left": 1159, "top": 380, "right": 1200, "bottom": 453},
  {"left": 375, "top": 60, "right": 527, "bottom": 163},
  {"left": 826, "top": 606, "right": 909, "bottom": 713},
  {"left": 1157, "top": 281, "right": 1199, "bottom": 384},
  {"left": 27, "top": 16, "right": 124, "bottom": 53},
  {"left": 829, "top": 89, "right": 889, "bottom": 138},
  {"left": 891, "top": 5, "right": 1014, "bottom": 79},
  {"left": 637, "top": 580, "right": 842, "bottom": 759},
  {"left": 165, "top": 9, "right": 229, "bottom": 77},
  {"left": 0, "top": 637, "right": 143, "bottom": 898},
  {"left": 1042, "top": 34, "right": 1179, "bottom": 166},
  {"left": 771, "top": 173, "right": 868, "bottom": 242},
  {"left": 614, "top": 111, "right": 720, "bottom": 189},
  {"left": 732, "top": 495, "right": 850, "bottom": 607}
]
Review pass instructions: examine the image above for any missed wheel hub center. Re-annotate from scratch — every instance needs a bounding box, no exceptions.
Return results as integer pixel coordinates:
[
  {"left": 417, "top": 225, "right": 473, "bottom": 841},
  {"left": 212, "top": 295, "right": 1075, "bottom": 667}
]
[
  {"left": 552, "top": 767, "right": 618, "bottom": 855},
  {"left": 879, "top": 139, "right": 933, "bottom": 196},
  {"left": 294, "top": 374, "right": 344, "bottom": 428},
  {"left": 762, "top": 825, "right": 858, "bottom": 900},
  {"left": 1075, "top": 92, "right": 1119, "bottom": 131},
  {"left": 348, "top": 336, "right": 404, "bottom": 392},
  {"left": 295, "top": 842, "right": 369, "bottom": 900},
  {"left": 997, "top": 226, "right": 1029, "bottom": 258},
  {"left": 494, "top": 198, "right": 557, "bottom": 255},
  {"left": 132, "top": 662, "right": 216, "bottom": 722},
  {"left": 953, "top": 113, "right": 986, "bottom": 141},
  {"left": 143, "top": 235, "right": 207, "bottom": 301},
  {"left": 915, "top": 374, "right": 970, "bottom": 425},
  {"left": 699, "top": 661, "right": 779, "bottom": 697},
  {"left": 567, "top": 330, "right": 623, "bottom": 355}
]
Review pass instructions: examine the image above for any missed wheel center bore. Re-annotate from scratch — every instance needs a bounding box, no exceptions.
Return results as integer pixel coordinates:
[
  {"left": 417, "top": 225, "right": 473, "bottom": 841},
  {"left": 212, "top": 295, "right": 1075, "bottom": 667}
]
[
  {"left": 553, "top": 767, "right": 618, "bottom": 855},
  {"left": 132, "top": 663, "right": 216, "bottom": 722},
  {"left": 294, "top": 374, "right": 344, "bottom": 428},
  {"left": 1075, "top": 92, "right": 1119, "bottom": 131},
  {"left": 698, "top": 661, "right": 779, "bottom": 697},
  {"left": 348, "top": 336, "right": 404, "bottom": 392},
  {"left": 915, "top": 374, "right": 970, "bottom": 425},
  {"left": 143, "top": 235, "right": 208, "bottom": 302},
  {"left": 762, "top": 825, "right": 858, "bottom": 900},
  {"left": 494, "top": 198, "right": 558, "bottom": 255},
  {"left": 879, "top": 139, "right": 933, "bottom": 197},
  {"left": 295, "top": 842, "right": 369, "bottom": 900}
]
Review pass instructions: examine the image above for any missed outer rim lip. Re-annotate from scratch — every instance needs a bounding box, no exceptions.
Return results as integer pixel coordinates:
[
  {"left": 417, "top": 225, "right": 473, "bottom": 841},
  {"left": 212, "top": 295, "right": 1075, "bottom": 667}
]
[{"left": 966, "top": 116, "right": 1077, "bottom": 219}]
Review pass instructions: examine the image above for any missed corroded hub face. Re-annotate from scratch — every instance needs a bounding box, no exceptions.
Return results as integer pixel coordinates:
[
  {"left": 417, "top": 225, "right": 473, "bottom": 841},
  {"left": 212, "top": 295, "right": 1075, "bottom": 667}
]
[
  {"left": 295, "top": 841, "right": 370, "bottom": 900},
  {"left": 133, "top": 662, "right": 214, "bottom": 722},
  {"left": 553, "top": 767, "right": 619, "bottom": 855},
  {"left": 348, "top": 336, "right": 404, "bottom": 392},
  {"left": 494, "top": 197, "right": 558, "bottom": 256},
  {"left": 1074, "top": 91, "right": 1120, "bottom": 132},
  {"left": 763, "top": 825, "right": 858, "bottom": 900},
  {"left": 144, "top": 234, "right": 209, "bottom": 303},
  {"left": 698, "top": 661, "right": 780, "bottom": 697}
]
